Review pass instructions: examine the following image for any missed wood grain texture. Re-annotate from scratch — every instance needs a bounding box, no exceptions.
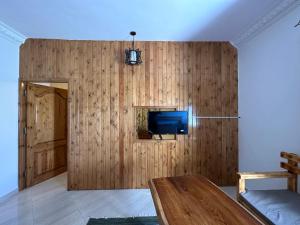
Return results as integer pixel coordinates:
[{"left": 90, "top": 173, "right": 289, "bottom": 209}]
[
  {"left": 280, "top": 153, "right": 299, "bottom": 191},
  {"left": 281, "top": 151, "right": 300, "bottom": 163},
  {"left": 237, "top": 152, "right": 300, "bottom": 194},
  {"left": 149, "top": 175, "right": 262, "bottom": 225},
  {"left": 25, "top": 83, "right": 68, "bottom": 187},
  {"left": 237, "top": 152, "right": 300, "bottom": 224},
  {"left": 281, "top": 162, "right": 300, "bottom": 175},
  {"left": 237, "top": 171, "right": 293, "bottom": 180},
  {"left": 283, "top": 161, "right": 299, "bottom": 192},
  {"left": 20, "top": 39, "right": 238, "bottom": 189},
  {"left": 237, "top": 171, "right": 293, "bottom": 194},
  {"left": 18, "top": 81, "right": 27, "bottom": 190}
]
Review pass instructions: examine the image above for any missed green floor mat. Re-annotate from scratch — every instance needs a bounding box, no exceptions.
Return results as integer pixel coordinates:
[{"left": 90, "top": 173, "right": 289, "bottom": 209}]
[{"left": 87, "top": 216, "right": 159, "bottom": 225}]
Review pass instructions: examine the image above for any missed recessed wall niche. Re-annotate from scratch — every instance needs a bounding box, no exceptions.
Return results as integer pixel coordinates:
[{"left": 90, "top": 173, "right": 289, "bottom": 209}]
[{"left": 134, "top": 106, "right": 176, "bottom": 141}]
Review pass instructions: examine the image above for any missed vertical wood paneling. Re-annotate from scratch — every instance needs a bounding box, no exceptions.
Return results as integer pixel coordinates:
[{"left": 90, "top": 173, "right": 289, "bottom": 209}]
[
  {"left": 20, "top": 39, "right": 238, "bottom": 189},
  {"left": 18, "top": 80, "right": 27, "bottom": 190},
  {"left": 25, "top": 84, "right": 68, "bottom": 187},
  {"left": 118, "top": 42, "right": 125, "bottom": 187}
]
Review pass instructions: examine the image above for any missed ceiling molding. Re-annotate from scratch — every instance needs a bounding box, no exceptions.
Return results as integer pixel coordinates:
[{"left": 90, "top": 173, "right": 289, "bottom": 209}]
[
  {"left": 233, "top": 0, "right": 300, "bottom": 46},
  {"left": 0, "top": 21, "right": 26, "bottom": 45}
]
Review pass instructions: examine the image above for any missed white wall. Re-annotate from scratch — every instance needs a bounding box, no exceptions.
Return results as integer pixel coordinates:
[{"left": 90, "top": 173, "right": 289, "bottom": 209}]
[
  {"left": 0, "top": 34, "right": 23, "bottom": 198},
  {"left": 238, "top": 5, "right": 300, "bottom": 191}
]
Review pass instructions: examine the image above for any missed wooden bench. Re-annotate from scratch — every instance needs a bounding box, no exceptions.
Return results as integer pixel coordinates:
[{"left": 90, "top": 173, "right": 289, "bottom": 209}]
[
  {"left": 237, "top": 152, "right": 300, "bottom": 225},
  {"left": 149, "top": 175, "right": 262, "bottom": 225}
]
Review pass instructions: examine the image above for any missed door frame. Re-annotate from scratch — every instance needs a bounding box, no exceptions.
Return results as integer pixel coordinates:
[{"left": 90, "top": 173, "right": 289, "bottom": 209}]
[{"left": 18, "top": 78, "right": 70, "bottom": 191}]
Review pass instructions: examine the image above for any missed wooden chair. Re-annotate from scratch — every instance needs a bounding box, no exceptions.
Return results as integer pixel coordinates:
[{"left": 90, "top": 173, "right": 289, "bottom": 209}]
[{"left": 237, "top": 152, "right": 300, "bottom": 224}]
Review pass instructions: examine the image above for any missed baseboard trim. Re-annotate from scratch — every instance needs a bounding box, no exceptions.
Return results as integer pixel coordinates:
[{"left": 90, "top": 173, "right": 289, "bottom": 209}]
[{"left": 0, "top": 188, "right": 19, "bottom": 203}]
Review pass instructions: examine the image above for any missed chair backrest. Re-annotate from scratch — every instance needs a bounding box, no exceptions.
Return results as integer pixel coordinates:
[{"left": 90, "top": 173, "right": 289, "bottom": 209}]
[
  {"left": 281, "top": 152, "right": 300, "bottom": 174},
  {"left": 280, "top": 152, "right": 300, "bottom": 192}
]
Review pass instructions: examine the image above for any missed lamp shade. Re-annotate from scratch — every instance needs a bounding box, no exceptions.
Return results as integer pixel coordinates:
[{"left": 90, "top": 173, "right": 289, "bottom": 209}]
[
  {"left": 125, "top": 49, "right": 142, "bottom": 65},
  {"left": 125, "top": 31, "right": 142, "bottom": 65}
]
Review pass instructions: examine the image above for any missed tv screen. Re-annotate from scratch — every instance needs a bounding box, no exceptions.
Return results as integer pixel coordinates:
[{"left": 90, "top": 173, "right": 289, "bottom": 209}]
[{"left": 148, "top": 111, "right": 188, "bottom": 135}]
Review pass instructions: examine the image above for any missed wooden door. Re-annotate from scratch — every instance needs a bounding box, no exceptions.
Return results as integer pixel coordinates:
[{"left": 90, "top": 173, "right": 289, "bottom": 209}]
[{"left": 25, "top": 83, "right": 68, "bottom": 187}]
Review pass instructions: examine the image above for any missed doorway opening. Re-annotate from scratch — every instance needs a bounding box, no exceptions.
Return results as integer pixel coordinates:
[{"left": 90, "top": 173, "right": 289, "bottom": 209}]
[{"left": 19, "top": 82, "right": 69, "bottom": 190}]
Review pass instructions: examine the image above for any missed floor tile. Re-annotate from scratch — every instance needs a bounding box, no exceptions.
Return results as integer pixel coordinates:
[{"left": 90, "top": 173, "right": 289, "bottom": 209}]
[{"left": 0, "top": 172, "right": 237, "bottom": 225}]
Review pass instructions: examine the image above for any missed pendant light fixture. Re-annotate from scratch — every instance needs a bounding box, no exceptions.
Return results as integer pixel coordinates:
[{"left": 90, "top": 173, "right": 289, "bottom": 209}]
[{"left": 125, "top": 31, "right": 142, "bottom": 65}]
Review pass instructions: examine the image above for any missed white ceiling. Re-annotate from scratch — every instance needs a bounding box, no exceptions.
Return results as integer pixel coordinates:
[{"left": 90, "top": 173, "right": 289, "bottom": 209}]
[{"left": 0, "top": 0, "right": 283, "bottom": 42}]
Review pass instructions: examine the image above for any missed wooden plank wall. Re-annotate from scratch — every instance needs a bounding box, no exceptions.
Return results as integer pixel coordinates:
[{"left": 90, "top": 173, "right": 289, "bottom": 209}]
[{"left": 19, "top": 39, "right": 238, "bottom": 189}]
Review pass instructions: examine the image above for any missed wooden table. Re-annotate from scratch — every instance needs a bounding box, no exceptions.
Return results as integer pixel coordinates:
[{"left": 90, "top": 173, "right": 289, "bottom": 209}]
[{"left": 149, "top": 175, "right": 262, "bottom": 225}]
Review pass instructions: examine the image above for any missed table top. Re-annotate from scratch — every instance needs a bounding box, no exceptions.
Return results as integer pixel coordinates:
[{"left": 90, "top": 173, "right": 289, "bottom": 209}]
[{"left": 149, "top": 175, "right": 262, "bottom": 225}]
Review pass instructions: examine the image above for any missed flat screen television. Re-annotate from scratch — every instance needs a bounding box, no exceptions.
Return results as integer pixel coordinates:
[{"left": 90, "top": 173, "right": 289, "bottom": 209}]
[{"left": 148, "top": 111, "right": 188, "bottom": 135}]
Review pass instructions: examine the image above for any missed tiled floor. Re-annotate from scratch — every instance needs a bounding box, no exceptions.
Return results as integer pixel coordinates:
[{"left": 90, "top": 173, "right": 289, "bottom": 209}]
[{"left": 0, "top": 173, "right": 236, "bottom": 225}]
